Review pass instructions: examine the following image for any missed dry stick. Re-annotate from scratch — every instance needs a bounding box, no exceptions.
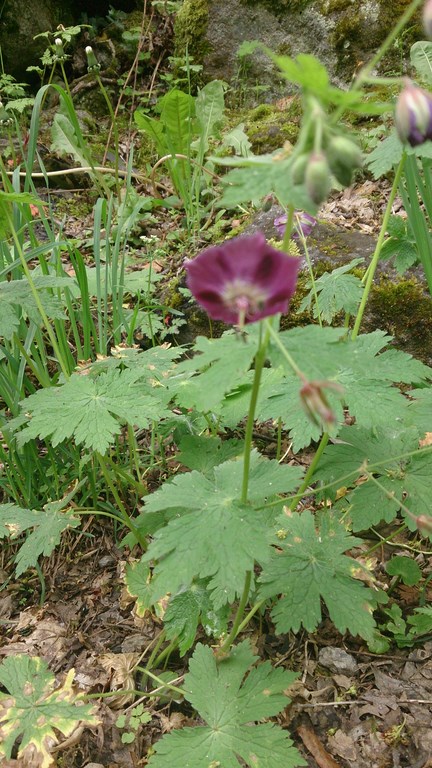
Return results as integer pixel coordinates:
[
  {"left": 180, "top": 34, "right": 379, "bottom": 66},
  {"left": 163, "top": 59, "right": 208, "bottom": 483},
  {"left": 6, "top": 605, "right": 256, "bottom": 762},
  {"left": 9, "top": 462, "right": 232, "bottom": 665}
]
[
  {"left": 4, "top": 165, "right": 172, "bottom": 193},
  {"left": 103, "top": 0, "right": 152, "bottom": 164}
]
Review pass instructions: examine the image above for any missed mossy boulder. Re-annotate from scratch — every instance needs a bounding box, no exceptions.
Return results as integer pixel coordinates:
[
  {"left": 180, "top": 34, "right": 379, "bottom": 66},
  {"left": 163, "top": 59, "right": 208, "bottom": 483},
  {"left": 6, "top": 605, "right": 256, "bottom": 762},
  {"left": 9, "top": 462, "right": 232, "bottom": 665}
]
[{"left": 190, "top": 0, "right": 423, "bottom": 98}]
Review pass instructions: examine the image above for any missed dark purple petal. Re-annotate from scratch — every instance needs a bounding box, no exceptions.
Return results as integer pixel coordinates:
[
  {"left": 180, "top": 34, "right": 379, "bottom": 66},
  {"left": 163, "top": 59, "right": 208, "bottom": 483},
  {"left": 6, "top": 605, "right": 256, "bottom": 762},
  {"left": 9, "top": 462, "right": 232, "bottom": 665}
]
[
  {"left": 185, "top": 233, "right": 299, "bottom": 325},
  {"left": 274, "top": 211, "right": 316, "bottom": 240}
]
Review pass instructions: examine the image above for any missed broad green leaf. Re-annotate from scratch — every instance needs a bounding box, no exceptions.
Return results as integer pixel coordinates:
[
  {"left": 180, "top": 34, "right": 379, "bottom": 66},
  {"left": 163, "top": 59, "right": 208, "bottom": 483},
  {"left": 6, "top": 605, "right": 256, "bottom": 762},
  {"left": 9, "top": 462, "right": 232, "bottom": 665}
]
[
  {"left": 51, "top": 112, "right": 88, "bottom": 167},
  {"left": 0, "top": 500, "right": 80, "bottom": 576},
  {"left": 367, "top": 132, "right": 404, "bottom": 177},
  {"left": 177, "top": 434, "right": 243, "bottom": 476},
  {"left": 222, "top": 123, "right": 252, "bottom": 156},
  {"left": 219, "top": 158, "right": 313, "bottom": 209},
  {"left": 410, "top": 40, "right": 432, "bottom": 84},
  {"left": 17, "top": 366, "right": 172, "bottom": 454},
  {"left": 259, "top": 511, "right": 376, "bottom": 640},
  {"left": 159, "top": 88, "right": 195, "bottom": 156},
  {"left": 265, "top": 326, "right": 431, "bottom": 450},
  {"left": 134, "top": 110, "right": 166, "bottom": 155},
  {"left": 194, "top": 80, "right": 225, "bottom": 153},
  {"left": 0, "top": 656, "right": 98, "bottom": 765},
  {"left": 315, "top": 424, "right": 432, "bottom": 532},
  {"left": 164, "top": 581, "right": 229, "bottom": 655},
  {"left": 299, "top": 258, "right": 364, "bottom": 324},
  {"left": 148, "top": 640, "right": 304, "bottom": 768},
  {"left": 172, "top": 332, "right": 257, "bottom": 412},
  {"left": 386, "top": 556, "right": 422, "bottom": 586},
  {"left": 142, "top": 452, "right": 303, "bottom": 607}
]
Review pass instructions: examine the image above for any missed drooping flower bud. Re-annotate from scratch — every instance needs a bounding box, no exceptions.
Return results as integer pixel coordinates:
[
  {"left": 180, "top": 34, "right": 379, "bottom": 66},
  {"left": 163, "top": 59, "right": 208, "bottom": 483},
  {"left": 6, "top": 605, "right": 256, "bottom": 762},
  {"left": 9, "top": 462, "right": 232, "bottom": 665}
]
[
  {"left": 326, "top": 135, "right": 363, "bottom": 186},
  {"left": 85, "top": 45, "right": 101, "bottom": 74},
  {"left": 54, "top": 38, "right": 66, "bottom": 61},
  {"left": 290, "top": 153, "right": 309, "bottom": 185},
  {"left": 305, "top": 152, "right": 332, "bottom": 206},
  {"left": 423, "top": 0, "right": 432, "bottom": 38},
  {"left": 299, "top": 379, "right": 344, "bottom": 431},
  {"left": 395, "top": 80, "right": 432, "bottom": 147}
]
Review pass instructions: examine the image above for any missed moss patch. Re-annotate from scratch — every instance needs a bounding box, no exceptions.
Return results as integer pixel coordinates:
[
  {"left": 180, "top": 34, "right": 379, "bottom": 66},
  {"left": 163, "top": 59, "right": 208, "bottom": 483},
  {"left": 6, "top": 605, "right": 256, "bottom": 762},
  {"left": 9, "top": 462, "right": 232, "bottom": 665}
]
[
  {"left": 364, "top": 276, "right": 432, "bottom": 365},
  {"left": 244, "top": 99, "right": 302, "bottom": 153},
  {"left": 174, "top": 0, "right": 209, "bottom": 63}
]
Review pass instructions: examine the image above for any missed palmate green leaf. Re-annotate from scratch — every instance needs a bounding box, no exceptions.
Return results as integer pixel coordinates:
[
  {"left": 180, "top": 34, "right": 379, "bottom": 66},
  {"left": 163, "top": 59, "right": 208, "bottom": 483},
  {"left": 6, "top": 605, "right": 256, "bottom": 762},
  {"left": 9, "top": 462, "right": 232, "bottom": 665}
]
[
  {"left": 17, "top": 366, "right": 172, "bottom": 454},
  {"left": 148, "top": 640, "right": 304, "bottom": 768},
  {"left": 0, "top": 655, "right": 98, "bottom": 765},
  {"left": 367, "top": 130, "right": 432, "bottom": 178},
  {"left": 315, "top": 424, "right": 432, "bottom": 532},
  {"left": 142, "top": 452, "right": 303, "bottom": 607},
  {"left": 219, "top": 159, "right": 313, "bottom": 209},
  {"left": 259, "top": 511, "right": 376, "bottom": 640},
  {"left": 177, "top": 434, "right": 243, "bottom": 476},
  {"left": 164, "top": 581, "right": 230, "bottom": 655},
  {"left": 0, "top": 275, "right": 72, "bottom": 339},
  {"left": 266, "top": 326, "right": 431, "bottom": 449},
  {"left": 299, "top": 259, "right": 364, "bottom": 324},
  {"left": 171, "top": 332, "right": 257, "bottom": 412},
  {"left": 0, "top": 500, "right": 80, "bottom": 576},
  {"left": 410, "top": 40, "right": 432, "bottom": 84}
]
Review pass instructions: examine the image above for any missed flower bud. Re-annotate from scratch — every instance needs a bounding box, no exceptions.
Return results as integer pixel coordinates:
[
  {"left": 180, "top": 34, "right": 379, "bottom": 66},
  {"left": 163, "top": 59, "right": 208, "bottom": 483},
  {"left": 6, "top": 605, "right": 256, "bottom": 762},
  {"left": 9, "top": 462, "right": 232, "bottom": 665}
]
[
  {"left": 326, "top": 135, "right": 363, "bottom": 187},
  {"left": 85, "top": 45, "right": 101, "bottom": 73},
  {"left": 54, "top": 38, "right": 66, "bottom": 61},
  {"left": 290, "top": 152, "right": 309, "bottom": 185},
  {"left": 423, "top": 0, "right": 432, "bottom": 38},
  {"left": 305, "top": 152, "right": 332, "bottom": 206},
  {"left": 395, "top": 80, "right": 432, "bottom": 147},
  {"left": 299, "top": 379, "right": 343, "bottom": 431}
]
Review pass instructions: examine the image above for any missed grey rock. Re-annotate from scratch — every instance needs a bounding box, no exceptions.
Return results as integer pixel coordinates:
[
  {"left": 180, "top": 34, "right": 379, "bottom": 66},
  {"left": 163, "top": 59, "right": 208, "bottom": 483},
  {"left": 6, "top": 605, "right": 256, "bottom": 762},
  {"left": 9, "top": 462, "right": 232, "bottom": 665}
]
[{"left": 319, "top": 646, "right": 359, "bottom": 675}]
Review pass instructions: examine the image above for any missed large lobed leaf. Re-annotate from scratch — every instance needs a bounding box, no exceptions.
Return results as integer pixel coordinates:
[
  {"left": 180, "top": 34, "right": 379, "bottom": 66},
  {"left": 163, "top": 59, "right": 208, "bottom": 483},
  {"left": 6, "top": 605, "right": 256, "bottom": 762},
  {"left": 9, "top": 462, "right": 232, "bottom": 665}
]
[
  {"left": 259, "top": 511, "right": 377, "bottom": 640},
  {"left": 148, "top": 640, "right": 304, "bottom": 768},
  {"left": 16, "top": 366, "right": 173, "bottom": 455},
  {"left": 0, "top": 655, "right": 98, "bottom": 766},
  {"left": 142, "top": 452, "right": 304, "bottom": 608}
]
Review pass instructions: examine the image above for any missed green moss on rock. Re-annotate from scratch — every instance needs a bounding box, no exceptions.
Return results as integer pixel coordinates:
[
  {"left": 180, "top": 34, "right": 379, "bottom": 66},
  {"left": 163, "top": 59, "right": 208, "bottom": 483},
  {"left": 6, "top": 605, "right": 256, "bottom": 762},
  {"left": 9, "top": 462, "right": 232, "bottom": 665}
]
[
  {"left": 174, "top": 0, "right": 209, "bottom": 63},
  {"left": 365, "top": 276, "right": 432, "bottom": 365},
  {"left": 245, "top": 99, "right": 302, "bottom": 153}
]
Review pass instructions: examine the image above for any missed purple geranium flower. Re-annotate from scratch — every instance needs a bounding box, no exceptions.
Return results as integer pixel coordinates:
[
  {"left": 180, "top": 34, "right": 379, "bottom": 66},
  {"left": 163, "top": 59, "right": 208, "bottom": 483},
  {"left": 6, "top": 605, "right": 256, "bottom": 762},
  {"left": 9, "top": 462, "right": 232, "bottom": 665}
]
[
  {"left": 274, "top": 210, "right": 316, "bottom": 240},
  {"left": 185, "top": 232, "right": 299, "bottom": 326},
  {"left": 395, "top": 79, "right": 432, "bottom": 147}
]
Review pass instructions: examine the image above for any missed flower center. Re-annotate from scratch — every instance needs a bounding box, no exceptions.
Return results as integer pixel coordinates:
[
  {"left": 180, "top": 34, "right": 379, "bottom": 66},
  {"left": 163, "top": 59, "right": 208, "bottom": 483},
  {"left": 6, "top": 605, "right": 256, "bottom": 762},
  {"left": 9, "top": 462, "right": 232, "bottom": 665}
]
[{"left": 222, "top": 280, "right": 268, "bottom": 323}]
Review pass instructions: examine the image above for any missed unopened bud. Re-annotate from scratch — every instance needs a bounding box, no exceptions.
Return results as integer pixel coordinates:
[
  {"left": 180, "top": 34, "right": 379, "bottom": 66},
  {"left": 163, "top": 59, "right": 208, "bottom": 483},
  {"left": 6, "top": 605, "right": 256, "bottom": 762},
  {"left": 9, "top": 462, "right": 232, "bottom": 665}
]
[
  {"left": 326, "top": 135, "right": 363, "bottom": 187},
  {"left": 290, "top": 153, "right": 309, "bottom": 185},
  {"left": 85, "top": 45, "right": 101, "bottom": 73},
  {"left": 299, "top": 379, "right": 343, "bottom": 431},
  {"left": 423, "top": 0, "right": 432, "bottom": 38},
  {"left": 54, "top": 38, "right": 66, "bottom": 61},
  {"left": 305, "top": 152, "right": 332, "bottom": 206},
  {"left": 395, "top": 79, "right": 432, "bottom": 147}
]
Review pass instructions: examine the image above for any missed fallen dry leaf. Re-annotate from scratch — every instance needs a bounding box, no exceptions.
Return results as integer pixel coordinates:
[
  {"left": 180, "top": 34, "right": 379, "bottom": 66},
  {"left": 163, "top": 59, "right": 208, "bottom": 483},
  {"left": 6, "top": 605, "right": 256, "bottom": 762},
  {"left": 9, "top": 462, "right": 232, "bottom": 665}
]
[{"left": 297, "top": 721, "right": 342, "bottom": 768}]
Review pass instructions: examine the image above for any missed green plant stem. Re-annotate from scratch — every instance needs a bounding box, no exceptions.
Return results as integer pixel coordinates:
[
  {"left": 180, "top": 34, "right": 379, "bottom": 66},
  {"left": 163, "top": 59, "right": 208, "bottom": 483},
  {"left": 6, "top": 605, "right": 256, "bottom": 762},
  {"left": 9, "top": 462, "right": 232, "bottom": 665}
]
[
  {"left": 220, "top": 570, "right": 252, "bottom": 654},
  {"left": 240, "top": 325, "right": 270, "bottom": 504},
  {"left": 96, "top": 453, "right": 147, "bottom": 549},
  {"left": 96, "top": 73, "right": 121, "bottom": 201},
  {"left": 281, "top": 205, "right": 295, "bottom": 252},
  {"left": 221, "top": 324, "right": 271, "bottom": 654},
  {"left": 135, "top": 666, "right": 185, "bottom": 697},
  {"left": 286, "top": 432, "right": 330, "bottom": 512},
  {"left": 236, "top": 599, "right": 266, "bottom": 636},
  {"left": 264, "top": 320, "right": 304, "bottom": 378},
  {"left": 351, "top": 155, "right": 405, "bottom": 340}
]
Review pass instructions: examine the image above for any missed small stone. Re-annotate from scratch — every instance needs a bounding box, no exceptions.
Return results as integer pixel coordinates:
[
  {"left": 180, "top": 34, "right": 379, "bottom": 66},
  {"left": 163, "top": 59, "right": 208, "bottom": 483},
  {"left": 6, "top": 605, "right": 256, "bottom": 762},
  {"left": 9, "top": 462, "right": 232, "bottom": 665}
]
[{"left": 318, "top": 646, "right": 358, "bottom": 675}]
